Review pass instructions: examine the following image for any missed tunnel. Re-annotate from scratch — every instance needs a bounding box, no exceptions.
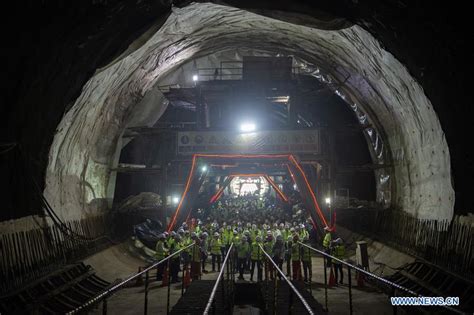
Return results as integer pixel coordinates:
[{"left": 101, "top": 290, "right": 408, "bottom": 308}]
[{"left": 1, "top": 1, "right": 473, "bottom": 314}]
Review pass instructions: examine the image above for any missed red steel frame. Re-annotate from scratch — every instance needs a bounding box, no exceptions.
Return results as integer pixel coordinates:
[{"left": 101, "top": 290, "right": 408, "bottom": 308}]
[{"left": 167, "top": 154, "right": 328, "bottom": 232}]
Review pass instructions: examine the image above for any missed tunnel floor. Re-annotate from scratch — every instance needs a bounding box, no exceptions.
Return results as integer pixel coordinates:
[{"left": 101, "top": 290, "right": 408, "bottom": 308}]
[{"left": 87, "top": 255, "right": 394, "bottom": 314}]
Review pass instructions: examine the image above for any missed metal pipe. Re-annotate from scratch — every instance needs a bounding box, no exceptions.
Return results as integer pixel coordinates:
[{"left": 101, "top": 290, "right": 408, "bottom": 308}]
[
  {"left": 259, "top": 245, "right": 315, "bottom": 315},
  {"left": 203, "top": 243, "right": 234, "bottom": 315},
  {"left": 68, "top": 242, "right": 195, "bottom": 314},
  {"left": 298, "top": 242, "right": 466, "bottom": 315}
]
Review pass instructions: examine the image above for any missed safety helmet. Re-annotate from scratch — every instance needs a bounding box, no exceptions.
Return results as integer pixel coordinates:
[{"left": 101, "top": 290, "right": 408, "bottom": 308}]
[
  {"left": 276, "top": 235, "right": 283, "bottom": 241},
  {"left": 158, "top": 233, "right": 165, "bottom": 240},
  {"left": 252, "top": 224, "right": 257, "bottom": 229},
  {"left": 178, "top": 229, "right": 184, "bottom": 234},
  {"left": 244, "top": 230, "right": 250, "bottom": 235},
  {"left": 214, "top": 232, "right": 219, "bottom": 237},
  {"left": 170, "top": 231, "right": 177, "bottom": 236},
  {"left": 279, "top": 223, "right": 284, "bottom": 228},
  {"left": 233, "top": 230, "right": 238, "bottom": 235},
  {"left": 201, "top": 232, "right": 208, "bottom": 238},
  {"left": 191, "top": 232, "right": 197, "bottom": 238},
  {"left": 163, "top": 231, "right": 169, "bottom": 237}
]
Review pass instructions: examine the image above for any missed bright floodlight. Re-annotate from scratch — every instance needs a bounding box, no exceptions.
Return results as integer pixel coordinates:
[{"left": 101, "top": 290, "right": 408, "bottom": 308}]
[
  {"left": 293, "top": 184, "right": 298, "bottom": 190},
  {"left": 201, "top": 165, "right": 207, "bottom": 172},
  {"left": 172, "top": 196, "right": 180, "bottom": 205},
  {"left": 325, "top": 197, "right": 331, "bottom": 205},
  {"left": 240, "top": 122, "right": 256, "bottom": 132},
  {"left": 192, "top": 74, "right": 199, "bottom": 82}
]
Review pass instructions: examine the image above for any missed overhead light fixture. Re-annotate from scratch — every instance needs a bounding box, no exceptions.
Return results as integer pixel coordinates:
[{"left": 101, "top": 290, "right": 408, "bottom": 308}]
[
  {"left": 325, "top": 197, "right": 331, "bottom": 205},
  {"left": 201, "top": 165, "right": 208, "bottom": 172},
  {"left": 192, "top": 74, "right": 199, "bottom": 82},
  {"left": 240, "top": 122, "right": 256, "bottom": 133},
  {"left": 293, "top": 183, "right": 298, "bottom": 190},
  {"left": 172, "top": 196, "right": 180, "bottom": 205}
]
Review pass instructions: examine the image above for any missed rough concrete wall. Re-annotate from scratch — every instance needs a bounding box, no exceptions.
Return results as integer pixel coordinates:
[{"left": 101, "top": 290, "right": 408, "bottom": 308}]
[{"left": 44, "top": 3, "right": 453, "bottom": 222}]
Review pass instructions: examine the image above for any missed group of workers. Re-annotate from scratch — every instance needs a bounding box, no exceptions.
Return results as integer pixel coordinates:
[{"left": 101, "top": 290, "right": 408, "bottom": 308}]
[{"left": 154, "top": 219, "right": 346, "bottom": 285}]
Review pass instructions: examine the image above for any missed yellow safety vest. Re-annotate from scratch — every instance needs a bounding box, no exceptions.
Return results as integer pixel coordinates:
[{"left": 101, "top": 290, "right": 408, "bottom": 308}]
[
  {"left": 210, "top": 238, "right": 222, "bottom": 255},
  {"left": 333, "top": 244, "right": 345, "bottom": 261},
  {"left": 251, "top": 242, "right": 263, "bottom": 260},
  {"left": 155, "top": 240, "right": 168, "bottom": 260},
  {"left": 323, "top": 233, "right": 331, "bottom": 249},
  {"left": 291, "top": 243, "right": 301, "bottom": 262},
  {"left": 263, "top": 240, "right": 274, "bottom": 256},
  {"left": 301, "top": 245, "right": 312, "bottom": 262}
]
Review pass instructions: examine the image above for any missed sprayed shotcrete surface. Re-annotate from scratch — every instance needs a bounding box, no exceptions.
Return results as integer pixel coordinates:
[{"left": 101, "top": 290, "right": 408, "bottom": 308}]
[{"left": 44, "top": 3, "right": 453, "bottom": 222}]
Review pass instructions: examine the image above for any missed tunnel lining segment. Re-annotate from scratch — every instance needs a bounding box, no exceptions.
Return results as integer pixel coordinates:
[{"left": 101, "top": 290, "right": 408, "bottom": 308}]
[{"left": 43, "top": 2, "right": 454, "bottom": 224}]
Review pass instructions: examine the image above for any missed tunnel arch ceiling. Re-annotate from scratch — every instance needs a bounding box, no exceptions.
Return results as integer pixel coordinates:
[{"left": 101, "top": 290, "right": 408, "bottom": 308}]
[{"left": 44, "top": 2, "right": 454, "bottom": 222}]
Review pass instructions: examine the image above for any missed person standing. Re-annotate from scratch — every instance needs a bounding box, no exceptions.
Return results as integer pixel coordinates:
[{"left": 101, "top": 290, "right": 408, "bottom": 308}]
[
  {"left": 250, "top": 236, "right": 263, "bottom": 282},
  {"left": 210, "top": 232, "right": 222, "bottom": 272},
  {"left": 273, "top": 235, "right": 285, "bottom": 279},
  {"left": 264, "top": 232, "right": 274, "bottom": 280},
  {"left": 155, "top": 234, "right": 168, "bottom": 281},
  {"left": 170, "top": 234, "right": 182, "bottom": 283},
  {"left": 200, "top": 232, "right": 209, "bottom": 273},
  {"left": 291, "top": 235, "right": 302, "bottom": 281},
  {"left": 301, "top": 235, "right": 312, "bottom": 283},
  {"left": 237, "top": 236, "right": 250, "bottom": 280},
  {"left": 190, "top": 232, "right": 201, "bottom": 280},
  {"left": 322, "top": 226, "right": 332, "bottom": 268},
  {"left": 332, "top": 238, "right": 346, "bottom": 284}
]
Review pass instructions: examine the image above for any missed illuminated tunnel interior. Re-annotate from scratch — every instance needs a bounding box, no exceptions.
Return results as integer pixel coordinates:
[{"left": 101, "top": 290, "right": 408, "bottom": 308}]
[{"left": 1, "top": 1, "right": 473, "bottom": 314}]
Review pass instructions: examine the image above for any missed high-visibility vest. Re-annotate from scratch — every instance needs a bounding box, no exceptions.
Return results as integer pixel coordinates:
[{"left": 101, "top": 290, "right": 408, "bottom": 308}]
[
  {"left": 166, "top": 237, "right": 175, "bottom": 249},
  {"left": 251, "top": 242, "right": 263, "bottom": 260},
  {"left": 155, "top": 240, "right": 168, "bottom": 260},
  {"left": 301, "top": 245, "right": 312, "bottom": 262},
  {"left": 237, "top": 242, "right": 250, "bottom": 259},
  {"left": 333, "top": 244, "right": 345, "bottom": 261},
  {"left": 291, "top": 243, "right": 301, "bottom": 262},
  {"left": 210, "top": 238, "right": 222, "bottom": 255},
  {"left": 170, "top": 241, "right": 181, "bottom": 260},
  {"left": 323, "top": 233, "right": 332, "bottom": 249},
  {"left": 263, "top": 240, "right": 274, "bottom": 256},
  {"left": 300, "top": 229, "right": 309, "bottom": 240}
]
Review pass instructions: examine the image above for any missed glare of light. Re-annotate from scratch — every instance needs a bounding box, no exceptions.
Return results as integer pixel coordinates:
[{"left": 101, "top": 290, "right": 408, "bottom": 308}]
[
  {"left": 240, "top": 122, "right": 256, "bottom": 133},
  {"left": 192, "top": 74, "right": 199, "bottom": 82},
  {"left": 293, "top": 184, "right": 298, "bottom": 190},
  {"left": 172, "top": 196, "right": 180, "bottom": 205},
  {"left": 201, "top": 165, "right": 207, "bottom": 172},
  {"left": 325, "top": 197, "right": 331, "bottom": 205}
]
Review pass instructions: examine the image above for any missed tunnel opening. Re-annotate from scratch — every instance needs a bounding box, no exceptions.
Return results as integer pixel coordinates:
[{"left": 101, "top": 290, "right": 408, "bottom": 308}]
[{"left": 2, "top": 1, "right": 474, "bottom": 314}]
